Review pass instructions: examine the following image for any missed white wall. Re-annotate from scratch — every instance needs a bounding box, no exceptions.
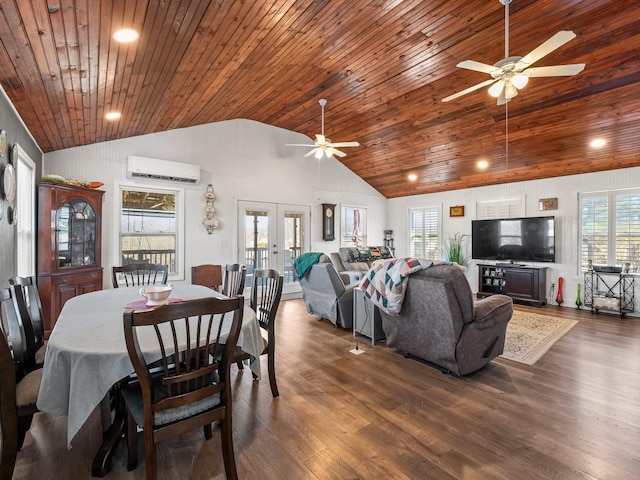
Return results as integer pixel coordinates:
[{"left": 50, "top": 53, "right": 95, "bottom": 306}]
[
  {"left": 387, "top": 167, "right": 640, "bottom": 310},
  {"left": 43, "top": 119, "right": 386, "bottom": 287},
  {"left": 44, "top": 116, "right": 640, "bottom": 310}
]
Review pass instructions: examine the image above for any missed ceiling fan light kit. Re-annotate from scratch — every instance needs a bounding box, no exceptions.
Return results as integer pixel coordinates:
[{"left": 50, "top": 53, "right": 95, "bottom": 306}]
[
  {"left": 442, "top": 0, "right": 585, "bottom": 105},
  {"left": 287, "top": 99, "right": 359, "bottom": 158}
]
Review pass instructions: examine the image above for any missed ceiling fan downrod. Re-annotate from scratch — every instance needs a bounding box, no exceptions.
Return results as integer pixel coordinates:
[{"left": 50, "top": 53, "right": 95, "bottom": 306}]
[
  {"left": 319, "top": 98, "right": 327, "bottom": 137},
  {"left": 500, "top": 0, "right": 512, "bottom": 58}
]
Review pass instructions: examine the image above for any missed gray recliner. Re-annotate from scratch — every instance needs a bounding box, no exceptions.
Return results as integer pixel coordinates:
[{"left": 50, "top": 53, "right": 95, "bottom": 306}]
[
  {"left": 379, "top": 264, "right": 513, "bottom": 375},
  {"left": 299, "top": 261, "right": 355, "bottom": 328}
]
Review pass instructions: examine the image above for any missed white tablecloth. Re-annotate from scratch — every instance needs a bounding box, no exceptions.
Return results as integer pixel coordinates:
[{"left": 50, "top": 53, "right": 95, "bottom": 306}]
[{"left": 37, "top": 284, "right": 262, "bottom": 445}]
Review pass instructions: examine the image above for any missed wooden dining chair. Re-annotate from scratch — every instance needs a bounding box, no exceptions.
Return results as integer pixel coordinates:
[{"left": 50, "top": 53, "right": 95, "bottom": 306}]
[
  {"left": 122, "top": 296, "right": 243, "bottom": 480},
  {"left": 0, "top": 287, "right": 38, "bottom": 376},
  {"left": 222, "top": 264, "right": 246, "bottom": 297},
  {"left": 191, "top": 264, "right": 223, "bottom": 292},
  {"left": 235, "top": 269, "right": 283, "bottom": 397},
  {"left": 8, "top": 276, "right": 47, "bottom": 366},
  {"left": 112, "top": 263, "right": 169, "bottom": 288},
  {"left": 0, "top": 288, "right": 42, "bottom": 467}
]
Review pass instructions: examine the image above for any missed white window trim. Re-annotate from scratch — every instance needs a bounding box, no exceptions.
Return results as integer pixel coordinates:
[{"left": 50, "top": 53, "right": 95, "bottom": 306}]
[
  {"left": 15, "top": 145, "right": 37, "bottom": 277},
  {"left": 114, "top": 182, "right": 185, "bottom": 281}
]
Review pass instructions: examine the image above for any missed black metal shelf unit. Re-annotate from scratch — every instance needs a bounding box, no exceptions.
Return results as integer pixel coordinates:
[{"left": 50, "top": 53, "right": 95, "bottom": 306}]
[{"left": 584, "top": 270, "right": 635, "bottom": 317}]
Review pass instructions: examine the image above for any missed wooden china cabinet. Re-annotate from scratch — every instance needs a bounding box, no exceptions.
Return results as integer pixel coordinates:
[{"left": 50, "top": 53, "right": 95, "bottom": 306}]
[{"left": 37, "top": 182, "right": 104, "bottom": 335}]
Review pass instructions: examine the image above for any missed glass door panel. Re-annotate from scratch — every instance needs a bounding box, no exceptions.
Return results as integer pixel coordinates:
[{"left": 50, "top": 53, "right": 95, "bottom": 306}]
[
  {"left": 238, "top": 201, "right": 310, "bottom": 295},
  {"left": 57, "top": 199, "right": 98, "bottom": 267}
]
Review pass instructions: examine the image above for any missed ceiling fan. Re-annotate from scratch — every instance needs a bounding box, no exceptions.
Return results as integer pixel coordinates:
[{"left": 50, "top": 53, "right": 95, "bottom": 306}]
[
  {"left": 287, "top": 99, "right": 359, "bottom": 158},
  {"left": 442, "top": 0, "right": 585, "bottom": 105}
]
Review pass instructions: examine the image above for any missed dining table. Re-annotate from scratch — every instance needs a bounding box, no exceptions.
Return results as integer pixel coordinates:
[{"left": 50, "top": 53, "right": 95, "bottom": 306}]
[{"left": 36, "top": 283, "right": 263, "bottom": 477}]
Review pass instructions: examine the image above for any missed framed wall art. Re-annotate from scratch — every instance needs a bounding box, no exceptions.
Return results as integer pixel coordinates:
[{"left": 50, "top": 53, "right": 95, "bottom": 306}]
[
  {"left": 539, "top": 197, "right": 558, "bottom": 211},
  {"left": 449, "top": 205, "right": 465, "bottom": 217}
]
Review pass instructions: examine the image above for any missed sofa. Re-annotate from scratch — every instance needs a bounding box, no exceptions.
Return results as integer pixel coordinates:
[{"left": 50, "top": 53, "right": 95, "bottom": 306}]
[
  {"left": 378, "top": 264, "right": 513, "bottom": 375},
  {"left": 298, "top": 259, "right": 355, "bottom": 328},
  {"left": 329, "top": 246, "right": 394, "bottom": 284}
]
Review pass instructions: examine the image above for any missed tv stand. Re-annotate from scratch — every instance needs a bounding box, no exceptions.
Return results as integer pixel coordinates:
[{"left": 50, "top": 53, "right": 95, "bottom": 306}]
[
  {"left": 477, "top": 263, "right": 547, "bottom": 307},
  {"left": 496, "top": 262, "right": 526, "bottom": 267}
]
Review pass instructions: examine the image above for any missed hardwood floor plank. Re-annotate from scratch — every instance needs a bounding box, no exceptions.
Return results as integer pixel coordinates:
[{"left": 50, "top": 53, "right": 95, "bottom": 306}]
[{"left": 11, "top": 299, "right": 640, "bottom": 479}]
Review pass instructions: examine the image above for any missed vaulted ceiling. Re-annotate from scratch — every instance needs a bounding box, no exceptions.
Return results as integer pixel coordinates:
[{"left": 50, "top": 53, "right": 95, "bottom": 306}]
[{"left": 0, "top": 0, "right": 638, "bottom": 198}]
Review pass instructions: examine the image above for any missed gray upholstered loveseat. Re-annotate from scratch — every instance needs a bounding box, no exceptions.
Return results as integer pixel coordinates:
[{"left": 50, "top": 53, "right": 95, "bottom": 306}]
[
  {"left": 379, "top": 264, "right": 513, "bottom": 375},
  {"left": 298, "top": 259, "right": 355, "bottom": 328},
  {"left": 329, "top": 246, "right": 394, "bottom": 284}
]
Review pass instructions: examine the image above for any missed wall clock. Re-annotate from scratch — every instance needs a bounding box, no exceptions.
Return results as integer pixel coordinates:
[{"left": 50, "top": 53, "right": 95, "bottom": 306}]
[{"left": 322, "top": 203, "right": 336, "bottom": 241}]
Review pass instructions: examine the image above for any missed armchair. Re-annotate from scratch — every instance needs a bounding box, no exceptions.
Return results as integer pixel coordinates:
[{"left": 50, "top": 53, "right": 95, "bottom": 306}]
[
  {"left": 378, "top": 264, "right": 513, "bottom": 375},
  {"left": 299, "top": 261, "right": 355, "bottom": 328}
]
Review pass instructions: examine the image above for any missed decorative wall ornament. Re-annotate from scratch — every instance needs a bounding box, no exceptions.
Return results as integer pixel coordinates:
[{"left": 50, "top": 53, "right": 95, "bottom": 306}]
[{"left": 203, "top": 184, "right": 218, "bottom": 234}]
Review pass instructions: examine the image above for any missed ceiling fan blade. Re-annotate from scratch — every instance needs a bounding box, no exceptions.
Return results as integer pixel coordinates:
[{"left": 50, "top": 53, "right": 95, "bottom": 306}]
[
  {"left": 286, "top": 143, "right": 316, "bottom": 147},
  {"left": 328, "top": 147, "right": 347, "bottom": 157},
  {"left": 304, "top": 148, "right": 320, "bottom": 158},
  {"left": 315, "top": 134, "right": 326, "bottom": 144},
  {"left": 516, "top": 30, "right": 577, "bottom": 69},
  {"left": 456, "top": 60, "right": 499, "bottom": 75},
  {"left": 523, "top": 64, "right": 586, "bottom": 77},
  {"left": 442, "top": 78, "right": 497, "bottom": 103},
  {"left": 497, "top": 86, "right": 509, "bottom": 106},
  {"left": 329, "top": 141, "right": 360, "bottom": 148}
]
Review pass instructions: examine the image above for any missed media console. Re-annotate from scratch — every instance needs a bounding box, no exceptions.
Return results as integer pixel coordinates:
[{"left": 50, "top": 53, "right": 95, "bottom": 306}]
[{"left": 477, "top": 263, "right": 547, "bottom": 307}]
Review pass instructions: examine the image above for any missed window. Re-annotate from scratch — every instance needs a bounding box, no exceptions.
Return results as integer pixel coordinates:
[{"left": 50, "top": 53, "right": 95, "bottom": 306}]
[
  {"left": 341, "top": 206, "right": 367, "bottom": 247},
  {"left": 118, "top": 185, "right": 184, "bottom": 279},
  {"left": 15, "top": 146, "right": 36, "bottom": 277},
  {"left": 409, "top": 207, "right": 439, "bottom": 258},
  {"left": 580, "top": 189, "right": 640, "bottom": 272},
  {"left": 476, "top": 197, "right": 524, "bottom": 219}
]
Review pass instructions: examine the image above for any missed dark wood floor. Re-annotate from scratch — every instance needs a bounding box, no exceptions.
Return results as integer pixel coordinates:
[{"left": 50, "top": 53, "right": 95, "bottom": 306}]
[{"left": 12, "top": 299, "right": 640, "bottom": 479}]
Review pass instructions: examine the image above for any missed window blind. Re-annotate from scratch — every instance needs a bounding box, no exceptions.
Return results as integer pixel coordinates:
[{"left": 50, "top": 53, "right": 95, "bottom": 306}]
[{"left": 409, "top": 207, "right": 439, "bottom": 258}]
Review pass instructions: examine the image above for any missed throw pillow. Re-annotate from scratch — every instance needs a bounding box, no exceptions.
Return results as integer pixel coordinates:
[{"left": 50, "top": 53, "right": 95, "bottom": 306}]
[{"left": 356, "top": 247, "right": 372, "bottom": 261}]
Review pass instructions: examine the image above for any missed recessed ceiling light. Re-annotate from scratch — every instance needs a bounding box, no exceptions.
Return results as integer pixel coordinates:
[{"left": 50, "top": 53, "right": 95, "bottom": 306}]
[
  {"left": 477, "top": 160, "right": 489, "bottom": 169},
  {"left": 408, "top": 173, "right": 417, "bottom": 181},
  {"left": 113, "top": 28, "right": 139, "bottom": 43},
  {"left": 105, "top": 111, "right": 121, "bottom": 120},
  {"left": 590, "top": 138, "right": 606, "bottom": 148}
]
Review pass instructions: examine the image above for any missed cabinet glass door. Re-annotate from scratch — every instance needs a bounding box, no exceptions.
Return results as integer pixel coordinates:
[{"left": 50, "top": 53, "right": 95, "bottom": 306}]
[{"left": 57, "top": 199, "right": 97, "bottom": 267}]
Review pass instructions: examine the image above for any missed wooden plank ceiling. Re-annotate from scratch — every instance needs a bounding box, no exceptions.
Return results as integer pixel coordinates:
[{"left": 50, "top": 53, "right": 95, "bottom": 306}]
[{"left": 0, "top": 0, "right": 638, "bottom": 198}]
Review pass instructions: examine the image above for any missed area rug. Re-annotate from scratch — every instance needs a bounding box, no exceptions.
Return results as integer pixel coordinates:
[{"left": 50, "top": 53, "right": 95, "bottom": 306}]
[{"left": 500, "top": 310, "right": 578, "bottom": 365}]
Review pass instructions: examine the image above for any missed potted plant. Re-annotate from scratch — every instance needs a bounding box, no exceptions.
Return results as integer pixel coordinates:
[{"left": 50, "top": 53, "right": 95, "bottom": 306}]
[{"left": 442, "top": 233, "right": 470, "bottom": 268}]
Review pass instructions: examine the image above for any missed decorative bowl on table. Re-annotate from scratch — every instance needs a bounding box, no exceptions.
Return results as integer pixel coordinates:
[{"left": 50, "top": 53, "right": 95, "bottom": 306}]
[{"left": 139, "top": 284, "right": 173, "bottom": 306}]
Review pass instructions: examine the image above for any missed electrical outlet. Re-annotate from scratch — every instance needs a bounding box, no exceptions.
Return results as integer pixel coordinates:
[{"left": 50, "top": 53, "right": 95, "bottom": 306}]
[{"left": 552, "top": 283, "right": 555, "bottom": 288}]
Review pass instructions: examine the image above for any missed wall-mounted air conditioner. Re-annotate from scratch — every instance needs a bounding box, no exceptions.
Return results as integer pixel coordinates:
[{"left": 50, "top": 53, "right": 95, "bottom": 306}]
[{"left": 126, "top": 156, "right": 201, "bottom": 184}]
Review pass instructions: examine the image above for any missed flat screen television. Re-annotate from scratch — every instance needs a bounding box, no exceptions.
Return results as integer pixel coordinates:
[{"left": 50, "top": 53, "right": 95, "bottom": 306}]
[{"left": 471, "top": 216, "right": 555, "bottom": 263}]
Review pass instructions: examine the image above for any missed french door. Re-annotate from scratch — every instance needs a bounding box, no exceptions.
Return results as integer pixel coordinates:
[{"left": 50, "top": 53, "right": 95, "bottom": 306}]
[{"left": 237, "top": 201, "right": 310, "bottom": 295}]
